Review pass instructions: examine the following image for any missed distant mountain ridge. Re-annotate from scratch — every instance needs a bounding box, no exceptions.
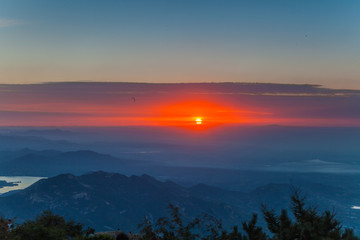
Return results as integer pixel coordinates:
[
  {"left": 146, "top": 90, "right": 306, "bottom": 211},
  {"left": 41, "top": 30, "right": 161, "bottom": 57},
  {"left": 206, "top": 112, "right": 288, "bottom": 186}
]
[
  {"left": 0, "top": 171, "right": 245, "bottom": 231},
  {"left": 0, "top": 171, "right": 359, "bottom": 233},
  {"left": 0, "top": 150, "right": 147, "bottom": 176}
]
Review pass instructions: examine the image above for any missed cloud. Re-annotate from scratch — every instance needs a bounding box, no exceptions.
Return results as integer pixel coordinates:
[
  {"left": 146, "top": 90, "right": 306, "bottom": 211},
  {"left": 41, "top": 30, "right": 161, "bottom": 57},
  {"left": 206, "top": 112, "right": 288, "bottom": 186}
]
[
  {"left": 0, "top": 18, "right": 23, "bottom": 28},
  {"left": 0, "top": 82, "right": 359, "bottom": 127}
]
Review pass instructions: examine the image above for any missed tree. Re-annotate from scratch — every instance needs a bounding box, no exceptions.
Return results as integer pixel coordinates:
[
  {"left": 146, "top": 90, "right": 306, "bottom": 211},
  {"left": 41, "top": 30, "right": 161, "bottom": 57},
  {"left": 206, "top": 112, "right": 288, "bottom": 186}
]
[
  {"left": 242, "top": 214, "right": 267, "bottom": 240},
  {"left": 4, "top": 191, "right": 359, "bottom": 240},
  {"left": 138, "top": 204, "right": 223, "bottom": 240},
  {"left": 11, "top": 210, "right": 94, "bottom": 240},
  {"left": 0, "top": 216, "right": 14, "bottom": 240},
  {"left": 138, "top": 191, "right": 359, "bottom": 240},
  {"left": 262, "top": 190, "right": 360, "bottom": 240}
]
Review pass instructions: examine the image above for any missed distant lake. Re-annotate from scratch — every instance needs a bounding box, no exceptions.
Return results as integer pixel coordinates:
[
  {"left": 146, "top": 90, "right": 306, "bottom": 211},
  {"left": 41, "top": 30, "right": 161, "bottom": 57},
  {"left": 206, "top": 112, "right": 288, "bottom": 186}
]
[{"left": 0, "top": 176, "right": 45, "bottom": 194}]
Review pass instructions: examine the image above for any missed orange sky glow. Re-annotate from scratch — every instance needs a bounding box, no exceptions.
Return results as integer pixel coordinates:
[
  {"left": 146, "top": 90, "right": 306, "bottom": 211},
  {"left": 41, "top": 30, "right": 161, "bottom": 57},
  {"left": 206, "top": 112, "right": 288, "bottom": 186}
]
[
  {"left": 1, "top": 98, "right": 357, "bottom": 129},
  {"left": 0, "top": 82, "right": 359, "bottom": 128}
]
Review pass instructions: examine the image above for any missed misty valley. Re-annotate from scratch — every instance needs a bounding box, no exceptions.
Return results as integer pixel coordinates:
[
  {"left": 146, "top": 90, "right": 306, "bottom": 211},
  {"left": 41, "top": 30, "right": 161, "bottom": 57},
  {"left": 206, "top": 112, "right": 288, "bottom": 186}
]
[{"left": 0, "top": 126, "right": 359, "bottom": 236}]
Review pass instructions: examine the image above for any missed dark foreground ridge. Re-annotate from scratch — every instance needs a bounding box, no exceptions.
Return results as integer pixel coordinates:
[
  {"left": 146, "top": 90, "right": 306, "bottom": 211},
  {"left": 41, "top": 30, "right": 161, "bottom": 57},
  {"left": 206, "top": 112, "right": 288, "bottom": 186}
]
[
  {"left": 0, "top": 171, "right": 359, "bottom": 237},
  {"left": 1, "top": 191, "right": 359, "bottom": 240}
]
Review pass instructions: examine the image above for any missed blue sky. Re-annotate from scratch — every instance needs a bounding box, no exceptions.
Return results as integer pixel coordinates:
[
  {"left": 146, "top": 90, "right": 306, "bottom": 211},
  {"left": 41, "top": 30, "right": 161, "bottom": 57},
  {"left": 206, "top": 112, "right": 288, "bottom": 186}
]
[{"left": 0, "top": 0, "right": 359, "bottom": 88}]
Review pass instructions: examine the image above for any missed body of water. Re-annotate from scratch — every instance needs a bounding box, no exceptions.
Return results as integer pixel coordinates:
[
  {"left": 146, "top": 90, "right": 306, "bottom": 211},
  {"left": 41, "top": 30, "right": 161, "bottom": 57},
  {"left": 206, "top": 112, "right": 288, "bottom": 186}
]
[{"left": 0, "top": 176, "right": 45, "bottom": 194}]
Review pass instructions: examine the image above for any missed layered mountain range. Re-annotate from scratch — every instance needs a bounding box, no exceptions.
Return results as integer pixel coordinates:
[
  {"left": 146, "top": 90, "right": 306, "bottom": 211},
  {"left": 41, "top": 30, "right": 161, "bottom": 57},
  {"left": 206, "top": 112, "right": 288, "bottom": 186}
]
[{"left": 0, "top": 171, "right": 359, "bottom": 233}]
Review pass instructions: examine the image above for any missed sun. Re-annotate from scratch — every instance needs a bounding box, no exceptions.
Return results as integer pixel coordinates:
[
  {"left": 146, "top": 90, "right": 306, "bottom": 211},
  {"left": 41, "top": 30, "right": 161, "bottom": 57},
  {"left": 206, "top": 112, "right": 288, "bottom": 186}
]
[{"left": 156, "top": 100, "right": 241, "bottom": 128}]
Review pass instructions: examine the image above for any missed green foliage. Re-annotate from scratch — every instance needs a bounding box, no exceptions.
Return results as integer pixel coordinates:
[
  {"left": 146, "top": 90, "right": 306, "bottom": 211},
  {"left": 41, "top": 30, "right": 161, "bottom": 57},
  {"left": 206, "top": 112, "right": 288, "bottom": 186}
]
[
  {"left": 137, "top": 204, "right": 266, "bottom": 240},
  {"left": 11, "top": 210, "right": 94, "bottom": 240},
  {"left": 2, "top": 191, "right": 359, "bottom": 240},
  {"left": 138, "top": 216, "right": 158, "bottom": 240},
  {"left": 262, "top": 190, "right": 360, "bottom": 240},
  {"left": 85, "top": 234, "right": 114, "bottom": 240},
  {"left": 0, "top": 216, "right": 14, "bottom": 240},
  {"left": 139, "top": 203, "right": 201, "bottom": 240},
  {"left": 242, "top": 214, "right": 267, "bottom": 240},
  {"left": 138, "top": 192, "right": 359, "bottom": 240}
]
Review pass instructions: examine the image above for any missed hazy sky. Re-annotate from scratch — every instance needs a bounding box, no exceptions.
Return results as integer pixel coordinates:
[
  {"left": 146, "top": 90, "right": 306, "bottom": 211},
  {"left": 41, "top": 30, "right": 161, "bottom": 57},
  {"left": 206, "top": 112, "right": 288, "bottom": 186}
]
[{"left": 0, "top": 0, "right": 359, "bottom": 88}]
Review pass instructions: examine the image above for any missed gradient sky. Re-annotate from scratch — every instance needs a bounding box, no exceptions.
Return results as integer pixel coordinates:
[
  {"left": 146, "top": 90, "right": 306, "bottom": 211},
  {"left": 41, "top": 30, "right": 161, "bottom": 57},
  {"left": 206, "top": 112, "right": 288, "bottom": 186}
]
[
  {"left": 0, "top": 0, "right": 360, "bottom": 89},
  {"left": 0, "top": 82, "right": 359, "bottom": 127}
]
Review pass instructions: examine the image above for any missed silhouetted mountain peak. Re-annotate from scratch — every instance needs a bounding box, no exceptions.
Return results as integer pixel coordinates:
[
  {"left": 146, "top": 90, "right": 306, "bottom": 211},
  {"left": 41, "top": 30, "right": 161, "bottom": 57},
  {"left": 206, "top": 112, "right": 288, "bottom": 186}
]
[
  {"left": 138, "top": 174, "right": 159, "bottom": 183},
  {"left": 55, "top": 173, "right": 77, "bottom": 180}
]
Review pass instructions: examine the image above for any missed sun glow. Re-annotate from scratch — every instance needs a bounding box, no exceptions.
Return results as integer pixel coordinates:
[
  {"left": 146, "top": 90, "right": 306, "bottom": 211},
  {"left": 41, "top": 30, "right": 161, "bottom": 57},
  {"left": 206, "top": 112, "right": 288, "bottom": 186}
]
[{"left": 155, "top": 100, "right": 241, "bottom": 129}]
